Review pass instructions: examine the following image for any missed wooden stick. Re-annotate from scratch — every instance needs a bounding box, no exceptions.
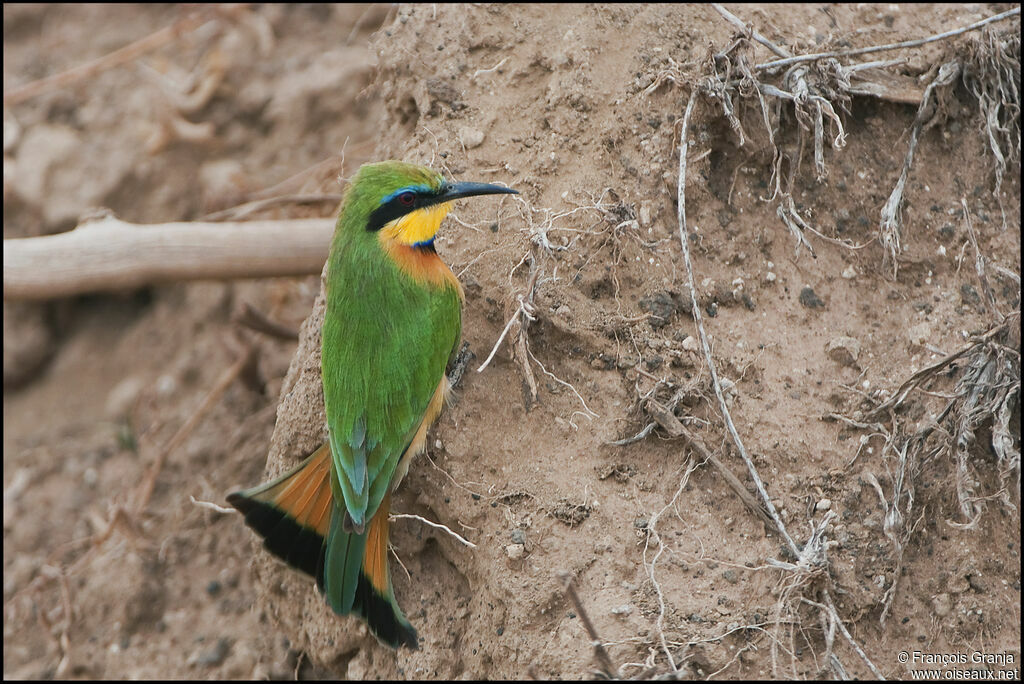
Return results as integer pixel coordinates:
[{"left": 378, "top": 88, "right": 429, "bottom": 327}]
[
  {"left": 3, "top": 216, "right": 333, "bottom": 300},
  {"left": 133, "top": 339, "right": 255, "bottom": 514},
  {"left": 756, "top": 6, "right": 1020, "bottom": 72},
  {"left": 234, "top": 302, "right": 300, "bottom": 341},
  {"left": 560, "top": 573, "right": 616, "bottom": 678},
  {"left": 644, "top": 399, "right": 773, "bottom": 527}
]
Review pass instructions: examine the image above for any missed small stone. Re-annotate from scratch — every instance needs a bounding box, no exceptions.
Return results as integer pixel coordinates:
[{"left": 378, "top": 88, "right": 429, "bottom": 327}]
[
  {"left": 639, "top": 202, "right": 652, "bottom": 228},
  {"left": 617, "top": 355, "right": 639, "bottom": 370},
  {"left": 681, "top": 336, "right": 699, "bottom": 352},
  {"left": 765, "top": 271, "right": 777, "bottom": 283},
  {"left": 155, "top": 374, "right": 177, "bottom": 397},
  {"left": 460, "top": 127, "right": 485, "bottom": 149},
  {"left": 907, "top": 322, "right": 932, "bottom": 347},
  {"left": 190, "top": 638, "right": 231, "bottom": 667},
  {"left": 505, "top": 543, "right": 525, "bottom": 560},
  {"left": 106, "top": 375, "right": 146, "bottom": 418},
  {"left": 825, "top": 337, "right": 860, "bottom": 367},
  {"left": 841, "top": 265, "right": 857, "bottom": 279},
  {"left": 639, "top": 291, "right": 678, "bottom": 329},
  {"left": 931, "top": 593, "right": 953, "bottom": 617},
  {"left": 799, "top": 286, "right": 825, "bottom": 309},
  {"left": 722, "top": 570, "right": 739, "bottom": 584},
  {"left": 610, "top": 604, "right": 632, "bottom": 616},
  {"left": 815, "top": 498, "right": 832, "bottom": 512},
  {"left": 510, "top": 528, "right": 526, "bottom": 545},
  {"left": 205, "top": 580, "right": 223, "bottom": 597}
]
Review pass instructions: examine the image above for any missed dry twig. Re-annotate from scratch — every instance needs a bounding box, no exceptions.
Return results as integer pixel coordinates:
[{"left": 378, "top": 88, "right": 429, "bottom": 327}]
[
  {"left": 755, "top": 7, "right": 1021, "bottom": 72},
  {"left": 3, "top": 6, "right": 222, "bottom": 106},
  {"left": 133, "top": 336, "right": 257, "bottom": 513}
]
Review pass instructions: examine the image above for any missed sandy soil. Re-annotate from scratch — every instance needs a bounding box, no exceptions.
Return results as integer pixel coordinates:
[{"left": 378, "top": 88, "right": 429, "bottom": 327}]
[{"left": 4, "top": 4, "right": 1020, "bottom": 680}]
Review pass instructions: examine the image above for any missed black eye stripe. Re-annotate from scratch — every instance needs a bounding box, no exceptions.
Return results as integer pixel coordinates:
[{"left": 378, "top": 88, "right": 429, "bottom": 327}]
[{"left": 367, "top": 190, "right": 424, "bottom": 232}]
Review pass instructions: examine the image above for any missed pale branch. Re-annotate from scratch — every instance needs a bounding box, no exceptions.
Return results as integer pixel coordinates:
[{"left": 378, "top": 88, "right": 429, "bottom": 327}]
[
  {"left": 389, "top": 514, "right": 477, "bottom": 549},
  {"left": 711, "top": 3, "right": 792, "bottom": 59},
  {"left": 3, "top": 216, "right": 334, "bottom": 300},
  {"left": 756, "top": 6, "right": 1021, "bottom": 71},
  {"left": 644, "top": 399, "right": 773, "bottom": 527},
  {"left": 675, "top": 88, "right": 799, "bottom": 555}
]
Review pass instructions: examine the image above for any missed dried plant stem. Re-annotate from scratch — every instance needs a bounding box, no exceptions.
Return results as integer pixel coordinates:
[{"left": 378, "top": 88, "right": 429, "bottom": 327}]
[
  {"left": 866, "top": 314, "right": 1017, "bottom": 419},
  {"left": 756, "top": 7, "right": 1021, "bottom": 71},
  {"left": 878, "top": 60, "right": 961, "bottom": 275},
  {"left": 643, "top": 399, "right": 772, "bottom": 526},
  {"left": 711, "top": 4, "right": 791, "bottom": 59},
  {"left": 675, "top": 88, "right": 798, "bottom": 555},
  {"left": 133, "top": 339, "right": 255, "bottom": 513},
  {"left": 3, "top": 6, "right": 220, "bottom": 106},
  {"left": 389, "top": 514, "right": 476, "bottom": 549},
  {"left": 560, "top": 573, "right": 616, "bottom": 678},
  {"left": 806, "top": 593, "right": 886, "bottom": 680}
]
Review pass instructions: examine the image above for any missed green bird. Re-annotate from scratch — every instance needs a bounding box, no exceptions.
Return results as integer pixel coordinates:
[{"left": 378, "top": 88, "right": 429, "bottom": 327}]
[{"left": 228, "top": 161, "right": 516, "bottom": 649}]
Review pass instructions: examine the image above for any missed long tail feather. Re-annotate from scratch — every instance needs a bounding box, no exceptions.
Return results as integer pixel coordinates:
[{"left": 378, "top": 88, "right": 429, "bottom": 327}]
[
  {"left": 353, "top": 494, "right": 418, "bottom": 649},
  {"left": 227, "top": 444, "right": 333, "bottom": 580},
  {"left": 228, "top": 447, "right": 418, "bottom": 649}
]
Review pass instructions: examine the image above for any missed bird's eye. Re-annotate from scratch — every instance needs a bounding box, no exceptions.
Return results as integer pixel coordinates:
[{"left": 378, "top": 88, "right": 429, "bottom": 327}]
[{"left": 398, "top": 191, "right": 415, "bottom": 206}]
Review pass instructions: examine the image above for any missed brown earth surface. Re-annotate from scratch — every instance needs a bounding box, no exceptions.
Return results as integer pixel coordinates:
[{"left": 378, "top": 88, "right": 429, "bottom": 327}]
[{"left": 4, "top": 3, "right": 1021, "bottom": 680}]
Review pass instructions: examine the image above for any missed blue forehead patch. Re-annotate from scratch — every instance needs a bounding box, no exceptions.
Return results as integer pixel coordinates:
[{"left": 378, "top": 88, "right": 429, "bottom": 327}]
[{"left": 380, "top": 184, "right": 433, "bottom": 206}]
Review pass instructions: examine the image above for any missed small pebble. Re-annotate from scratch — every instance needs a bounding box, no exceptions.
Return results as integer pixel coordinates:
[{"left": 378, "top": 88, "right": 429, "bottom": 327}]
[
  {"left": 460, "top": 127, "right": 485, "bottom": 149},
  {"left": 825, "top": 337, "right": 860, "bottom": 367},
  {"left": 681, "top": 336, "right": 698, "bottom": 352},
  {"left": 611, "top": 604, "right": 632, "bottom": 616},
  {"left": 816, "top": 498, "right": 832, "bottom": 512},
  {"left": 932, "top": 593, "right": 953, "bottom": 617},
  {"left": 190, "top": 638, "right": 231, "bottom": 667},
  {"left": 799, "top": 286, "right": 825, "bottom": 309},
  {"left": 505, "top": 543, "right": 525, "bottom": 560}
]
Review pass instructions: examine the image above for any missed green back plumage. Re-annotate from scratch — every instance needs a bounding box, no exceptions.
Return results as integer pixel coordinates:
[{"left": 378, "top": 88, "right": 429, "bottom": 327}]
[{"left": 322, "top": 161, "right": 462, "bottom": 530}]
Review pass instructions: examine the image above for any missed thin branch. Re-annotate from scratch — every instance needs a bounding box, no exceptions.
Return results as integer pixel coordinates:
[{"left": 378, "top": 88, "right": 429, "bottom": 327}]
[
  {"left": 643, "top": 399, "right": 773, "bottom": 526},
  {"left": 134, "top": 338, "right": 256, "bottom": 513},
  {"left": 234, "top": 302, "right": 300, "bottom": 342},
  {"left": 757, "top": 7, "right": 1021, "bottom": 71},
  {"left": 389, "top": 513, "right": 477, "bottom": 548},
  {"left": 560, "top": 573, "right": 616, "bottom": 678},
  {"left": 711, "top": 4, "right": 791, "bottom": 59},
  {"left": 675, "top": 87, "right": 798, "bottom": 554},
  {"left": 3, "top": 7, "right": 220, "bottom": 105}
]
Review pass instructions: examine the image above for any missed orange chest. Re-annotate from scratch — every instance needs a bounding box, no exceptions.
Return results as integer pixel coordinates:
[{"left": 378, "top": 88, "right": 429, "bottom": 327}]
[{"left": 380, "top": 239, "right": 464, "bottom": 297}]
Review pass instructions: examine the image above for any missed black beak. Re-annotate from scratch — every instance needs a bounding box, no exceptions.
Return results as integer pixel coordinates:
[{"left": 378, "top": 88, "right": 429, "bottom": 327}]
[{"left": 436, "top": 181, "right": 518, "bottom": 203}]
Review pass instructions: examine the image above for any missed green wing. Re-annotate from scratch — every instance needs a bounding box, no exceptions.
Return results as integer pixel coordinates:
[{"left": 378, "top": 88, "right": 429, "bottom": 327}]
[{"left": 321, "top": 241, "right": 461, "bottom": 530}]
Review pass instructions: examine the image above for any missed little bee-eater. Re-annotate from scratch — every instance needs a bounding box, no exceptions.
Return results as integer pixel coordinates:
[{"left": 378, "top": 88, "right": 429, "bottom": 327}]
[{"left": 228, "top": 161, "right": 516, "bottom": 649}]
